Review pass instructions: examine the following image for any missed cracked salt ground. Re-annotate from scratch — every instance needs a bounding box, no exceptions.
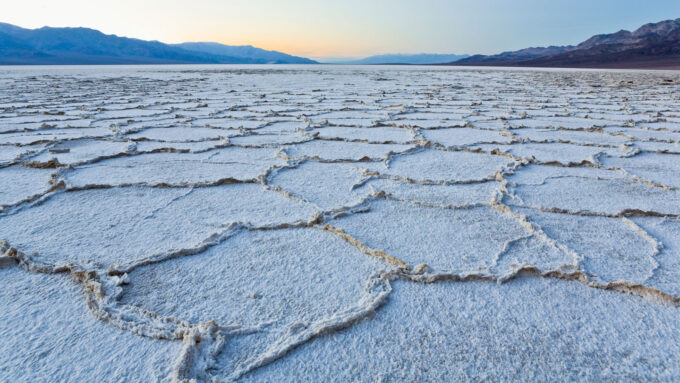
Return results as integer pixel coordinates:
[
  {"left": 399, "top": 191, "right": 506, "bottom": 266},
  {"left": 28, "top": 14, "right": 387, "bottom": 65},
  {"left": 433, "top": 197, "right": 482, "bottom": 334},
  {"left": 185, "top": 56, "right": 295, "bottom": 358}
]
[
  {"left": 631, "top": 217, "right": 680, "bottom": 295},
  {"left": 512, "top": 207, "right": 658, "bottom": 285},
  {"left": 506, "top": 165, "right": 680, "bottom": 216},
  {"left": 282, "top": 140, "right": 414, "bottom": 162},
  {"left": 2, "top": 65, "right": 680, "bottom": 382},
  {"left": 241, "top": 278, "right": 680, "bottom": 382},
  {"left": 329, "top": 199, "right": 547, "bottom": 273},
  {"left": 363, "top": 179, "right": 502, "bottom": 207},
  {"left": 0, "top": 266, "right": 180, "bottom": 382},
  {"left": 25, "top": 139, "right": 134, "bottom": 167},
  {"left": 268, "top": 161, "right": 372, "bottom": 211},
  {"left": 512, "top": 128, "right": 632, "bottom": 147},
  {"left": 229, "top": 132, "right": 309, "bottom": 147},
  {"left": 126, "top": 127, "right": 239, "bottom": 142},
  {"left": 472, "top": 142, "right": 632, "bottom": 165},
  {"left": 309, "top": 125, "right": 415, "bottom": 144},
  {"left": 120, "top": 228, "right": 387, "bottom": 381},
  {"left": 422, "top": 127, "right": 513, "bottom": 147},
  {"left": 0, "top": 185, "right": 317, "bottom": 269},
  {"left": 0, "top": 145, "right": 44, "bottom": 166},
  {"left": 632, "top": 140, "right": 680, "bottom": 154},
  {"left": 600, "top": 152, "right": 680, "bottom": 189},
  {"left": 0, "top": 165, "right": 56, "bottom": 210},
  {"left": 382, "top": 149, "right": 516, "bottom": 184},
  {"left": 63, "top": 147, "right": 286, "bottom": 187},
  {"left": 134, "top": 140, "right": 229, "bottom": 154},
  {"left": 0, "top": 127, "right": 115, "bottom": 145}
]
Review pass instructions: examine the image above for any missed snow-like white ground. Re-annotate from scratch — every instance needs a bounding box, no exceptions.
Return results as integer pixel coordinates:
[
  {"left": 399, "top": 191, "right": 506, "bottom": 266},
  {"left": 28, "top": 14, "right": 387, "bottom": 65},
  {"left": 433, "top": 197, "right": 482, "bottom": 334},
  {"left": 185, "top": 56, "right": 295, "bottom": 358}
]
[{"left": 1, "top": 65, "right": 680, "bottom": 382}]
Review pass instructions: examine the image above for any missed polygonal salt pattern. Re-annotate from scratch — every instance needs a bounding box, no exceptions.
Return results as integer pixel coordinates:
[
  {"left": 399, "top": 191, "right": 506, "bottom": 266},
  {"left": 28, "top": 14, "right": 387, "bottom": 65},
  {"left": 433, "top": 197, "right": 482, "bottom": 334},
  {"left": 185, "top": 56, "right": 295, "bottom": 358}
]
[{"left": 2, "top": 66, "right": 680, "bottom": 382}]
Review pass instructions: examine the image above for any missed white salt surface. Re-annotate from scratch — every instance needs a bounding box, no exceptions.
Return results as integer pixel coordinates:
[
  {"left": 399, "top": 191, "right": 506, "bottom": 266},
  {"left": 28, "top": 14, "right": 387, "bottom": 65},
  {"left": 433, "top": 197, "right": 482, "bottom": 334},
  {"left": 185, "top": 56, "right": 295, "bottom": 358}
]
[
  {"left": 1, "top": 65, "right": 679, "bottom": 382},
  {"left": 0, "top": 267, "right": 179, "bottom": 383},
  {"left": 242, "top": 278, "right": 680, "bottom": 383}
]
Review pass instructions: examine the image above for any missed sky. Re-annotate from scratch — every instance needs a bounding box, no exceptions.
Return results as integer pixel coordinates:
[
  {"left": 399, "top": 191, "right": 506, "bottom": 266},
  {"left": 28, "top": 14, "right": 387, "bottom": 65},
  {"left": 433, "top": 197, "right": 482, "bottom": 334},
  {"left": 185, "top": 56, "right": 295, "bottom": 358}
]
[{"left": 4, "top": 0, "right": 680, "bottom": 59}]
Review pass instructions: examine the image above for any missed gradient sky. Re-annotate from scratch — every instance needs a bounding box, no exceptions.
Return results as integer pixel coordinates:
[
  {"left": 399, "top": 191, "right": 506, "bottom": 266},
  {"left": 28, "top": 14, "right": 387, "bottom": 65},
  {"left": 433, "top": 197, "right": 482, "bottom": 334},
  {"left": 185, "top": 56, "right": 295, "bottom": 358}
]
[{"left": 4, "top": 0, "right": 680, "bottom": 59}]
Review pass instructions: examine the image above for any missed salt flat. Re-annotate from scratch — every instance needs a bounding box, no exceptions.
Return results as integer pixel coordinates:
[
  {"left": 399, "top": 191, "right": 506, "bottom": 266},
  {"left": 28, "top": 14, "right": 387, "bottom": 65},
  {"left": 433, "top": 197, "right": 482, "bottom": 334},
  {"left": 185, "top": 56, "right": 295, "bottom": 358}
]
[{"left": 1, "top": 65, "right": 679, "bottom": 382}]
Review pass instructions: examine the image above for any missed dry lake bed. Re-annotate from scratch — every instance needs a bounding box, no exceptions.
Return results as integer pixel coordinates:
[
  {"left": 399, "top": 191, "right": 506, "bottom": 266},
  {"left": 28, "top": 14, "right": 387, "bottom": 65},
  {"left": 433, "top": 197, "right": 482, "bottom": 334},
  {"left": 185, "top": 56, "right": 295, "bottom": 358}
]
[{"left": 1, "top": 65, "right": 680, "bottom": 382}]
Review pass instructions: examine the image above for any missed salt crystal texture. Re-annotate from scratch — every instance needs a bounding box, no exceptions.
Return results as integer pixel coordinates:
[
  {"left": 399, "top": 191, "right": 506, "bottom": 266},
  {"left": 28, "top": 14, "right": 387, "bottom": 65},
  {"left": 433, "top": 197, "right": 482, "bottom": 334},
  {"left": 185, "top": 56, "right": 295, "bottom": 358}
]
[{"left": 1, "top": 65, "right": 680, "bottom": 382}]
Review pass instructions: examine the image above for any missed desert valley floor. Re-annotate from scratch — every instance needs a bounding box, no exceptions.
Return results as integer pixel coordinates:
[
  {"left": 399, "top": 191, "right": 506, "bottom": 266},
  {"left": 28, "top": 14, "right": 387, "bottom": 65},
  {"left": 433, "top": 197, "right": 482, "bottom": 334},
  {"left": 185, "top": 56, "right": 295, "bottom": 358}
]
[{"left": 1, "top": 65, "right": 680, "bottom": 382}]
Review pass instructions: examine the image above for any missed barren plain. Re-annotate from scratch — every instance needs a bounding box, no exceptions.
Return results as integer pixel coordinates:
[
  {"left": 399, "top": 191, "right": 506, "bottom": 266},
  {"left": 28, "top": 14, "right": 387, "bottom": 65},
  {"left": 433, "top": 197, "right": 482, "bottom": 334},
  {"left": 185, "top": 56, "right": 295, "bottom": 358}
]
[{"left": 1, "top": 65, "right": 680, "bottom": 382}]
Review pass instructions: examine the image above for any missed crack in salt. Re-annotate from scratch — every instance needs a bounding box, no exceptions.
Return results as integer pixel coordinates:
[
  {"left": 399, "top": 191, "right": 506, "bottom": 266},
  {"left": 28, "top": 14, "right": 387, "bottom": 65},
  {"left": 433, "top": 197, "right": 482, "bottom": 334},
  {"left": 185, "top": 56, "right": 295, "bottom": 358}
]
[{"left": 2, "top": 67, "right": 680, "bottom": 382}]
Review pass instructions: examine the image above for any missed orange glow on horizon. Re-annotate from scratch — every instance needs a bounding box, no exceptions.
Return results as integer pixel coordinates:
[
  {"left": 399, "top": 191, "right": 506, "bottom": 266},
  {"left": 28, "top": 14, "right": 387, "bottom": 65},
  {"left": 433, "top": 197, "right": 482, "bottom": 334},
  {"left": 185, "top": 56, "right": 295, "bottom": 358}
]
[{"left": 3, "top": 0, "right": 680, "bottom": 58}]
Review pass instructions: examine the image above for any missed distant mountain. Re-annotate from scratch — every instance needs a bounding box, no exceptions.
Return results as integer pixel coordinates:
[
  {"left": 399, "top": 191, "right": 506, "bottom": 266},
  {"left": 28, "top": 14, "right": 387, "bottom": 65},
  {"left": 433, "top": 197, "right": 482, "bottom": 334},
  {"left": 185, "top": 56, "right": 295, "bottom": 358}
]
[
  {"left": 344, "top": 53, "right": 468, "bottom": 65},
  {"left": 173, "top": 42, "right": 315, "bottom": 64},
  {"left": 0, "top": 22, "right": 317, "bottom": 65},
  {"left": 455, "top": 46, "right": 574, "bottom": 65},
  {"left": 451, "top": 18, "right": 680, "bottom": 69}
]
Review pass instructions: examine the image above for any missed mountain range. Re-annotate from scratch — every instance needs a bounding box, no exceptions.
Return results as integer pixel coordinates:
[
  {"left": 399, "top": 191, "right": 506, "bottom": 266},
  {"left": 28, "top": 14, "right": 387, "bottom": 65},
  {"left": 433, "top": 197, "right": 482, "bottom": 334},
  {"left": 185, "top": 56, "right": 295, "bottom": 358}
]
[
  {"left": 2, "top": 19, "right": 679, "bottom": 68},
  {"left": 0, "top": 22, "right": 316, "bottom": 65},
  {"left": 339, "top": 53, "right": 469, "bottom": 65},
  {"left": 451, "top": 18, "right": 680, "bottom": 69}
]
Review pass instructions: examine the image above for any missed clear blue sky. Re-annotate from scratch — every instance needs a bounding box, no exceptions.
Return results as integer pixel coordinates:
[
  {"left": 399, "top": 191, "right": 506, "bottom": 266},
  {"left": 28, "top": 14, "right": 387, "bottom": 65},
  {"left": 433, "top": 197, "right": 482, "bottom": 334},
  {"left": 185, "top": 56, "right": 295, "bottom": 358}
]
[{"left": 4, "top": 0, "right": 680, "bottom": 58}]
